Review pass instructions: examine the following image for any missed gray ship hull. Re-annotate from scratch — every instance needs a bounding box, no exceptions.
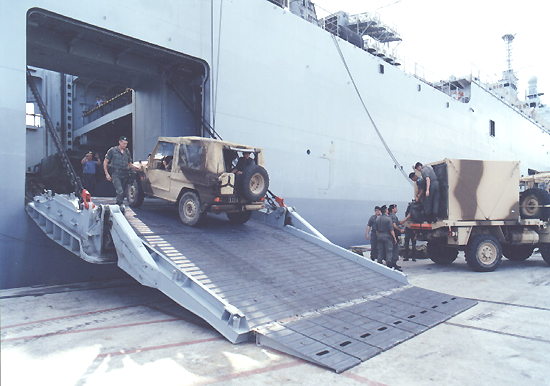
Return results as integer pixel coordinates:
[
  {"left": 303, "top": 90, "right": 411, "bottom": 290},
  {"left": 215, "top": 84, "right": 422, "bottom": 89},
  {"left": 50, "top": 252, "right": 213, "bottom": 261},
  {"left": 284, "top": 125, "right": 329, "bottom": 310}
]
[{"left": 1, "top": 0, "right": 548, "bottom": 287}]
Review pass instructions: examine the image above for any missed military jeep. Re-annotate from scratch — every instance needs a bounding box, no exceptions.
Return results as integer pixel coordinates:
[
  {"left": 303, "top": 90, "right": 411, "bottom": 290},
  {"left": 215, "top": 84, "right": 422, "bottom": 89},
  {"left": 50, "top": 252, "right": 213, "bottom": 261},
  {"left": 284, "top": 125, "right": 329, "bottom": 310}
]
[{"left": 127, "top": 137, "right": 269, "bottom": 226}]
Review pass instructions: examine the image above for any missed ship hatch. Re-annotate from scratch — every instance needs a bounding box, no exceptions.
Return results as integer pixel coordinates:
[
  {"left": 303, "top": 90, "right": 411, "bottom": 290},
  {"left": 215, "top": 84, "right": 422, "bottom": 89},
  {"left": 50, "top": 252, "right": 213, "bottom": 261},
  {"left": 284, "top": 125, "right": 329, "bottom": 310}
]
[{"left": 26, "top": 8, "right": 210, "bottom": 196}]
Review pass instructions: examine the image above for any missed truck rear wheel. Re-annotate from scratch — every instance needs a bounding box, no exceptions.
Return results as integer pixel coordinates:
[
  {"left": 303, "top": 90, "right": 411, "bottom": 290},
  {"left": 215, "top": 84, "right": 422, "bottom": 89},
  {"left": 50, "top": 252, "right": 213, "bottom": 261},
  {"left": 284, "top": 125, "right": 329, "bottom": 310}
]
[
  {"left": 178, "top": 191, "right": 204, "bottom": 227},
  {"left": 540, "top": 244, "right": 550, "bottom": 265},
  {"left": 502, "top": 245, "right": 534, "bottom": 261},
  {"left": 427, "top": 241, "right": 458, "bottom": 265},
  {"left": 519, "top": 188, "right": 550, "bottom": 220},
  {"left": 465, "top": 235, "right": 502, "bottom": 272},
  {"left": 226, "top": 211, "right": 252, "bottom": 224}
]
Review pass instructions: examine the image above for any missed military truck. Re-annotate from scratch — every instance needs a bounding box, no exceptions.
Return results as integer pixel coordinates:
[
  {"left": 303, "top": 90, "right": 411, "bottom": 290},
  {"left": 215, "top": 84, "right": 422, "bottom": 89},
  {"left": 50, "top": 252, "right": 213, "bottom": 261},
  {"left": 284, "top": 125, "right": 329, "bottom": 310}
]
[
  {"left": 407, "top": 159, "right": 550, "bottom": 272},
  {"left": 127, "top": 137, "right": 269, "bottom": 226}
]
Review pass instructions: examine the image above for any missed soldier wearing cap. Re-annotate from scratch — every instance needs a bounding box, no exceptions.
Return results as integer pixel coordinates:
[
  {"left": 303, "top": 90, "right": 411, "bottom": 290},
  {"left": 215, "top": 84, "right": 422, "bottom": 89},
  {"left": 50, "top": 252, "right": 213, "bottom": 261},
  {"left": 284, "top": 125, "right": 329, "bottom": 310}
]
[
  {"left": 104, "top": 136, "right": 139, "bottom": 208},
  {"left": 375, "top": 205, "right": 398, "bottom": 270}
]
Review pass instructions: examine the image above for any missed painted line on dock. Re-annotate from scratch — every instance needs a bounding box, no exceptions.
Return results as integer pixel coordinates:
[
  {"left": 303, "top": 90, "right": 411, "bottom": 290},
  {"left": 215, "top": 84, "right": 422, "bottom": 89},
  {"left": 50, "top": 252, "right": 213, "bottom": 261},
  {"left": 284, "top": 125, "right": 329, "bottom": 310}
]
[
  {"left": 97, "top": 337, "right": 223, "bottom": 357},
  {"left": 465, "top": 298, "right": 550, "bottom": 312},
  {"left": 2, "top": 304, "right": 145, "bottom": 329},
  {"left": 197, "top": 360, "right": 304, "bottom": 385},
  {"left": 445, "top": 322, "right": 550, "bottom": 344},
  {"left": 1, "top": 317, "right": 182, "bottom": 342},
  {"left": 342, "top": 373, "right": 388, "bottom": 385}
]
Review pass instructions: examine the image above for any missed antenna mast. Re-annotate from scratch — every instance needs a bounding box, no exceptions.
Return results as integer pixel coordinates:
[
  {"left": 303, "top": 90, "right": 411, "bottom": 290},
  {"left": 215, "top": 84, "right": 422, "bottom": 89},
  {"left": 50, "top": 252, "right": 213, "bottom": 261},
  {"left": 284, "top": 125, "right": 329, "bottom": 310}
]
[{"left": 502, "top": 33, "right": 515, "bottom": 72}]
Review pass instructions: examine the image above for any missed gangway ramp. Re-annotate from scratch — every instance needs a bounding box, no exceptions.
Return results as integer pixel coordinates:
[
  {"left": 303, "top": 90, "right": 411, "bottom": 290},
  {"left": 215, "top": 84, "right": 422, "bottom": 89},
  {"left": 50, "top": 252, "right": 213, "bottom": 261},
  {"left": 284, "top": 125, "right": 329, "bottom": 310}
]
[{"left": 27, "top": 195, "right": 476, "bottom": 372}]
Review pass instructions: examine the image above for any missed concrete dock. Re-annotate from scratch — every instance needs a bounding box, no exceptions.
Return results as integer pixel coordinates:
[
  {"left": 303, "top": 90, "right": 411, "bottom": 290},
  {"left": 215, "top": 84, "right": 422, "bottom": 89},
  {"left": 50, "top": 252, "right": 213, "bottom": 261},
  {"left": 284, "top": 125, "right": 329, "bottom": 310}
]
[{"left": 2, "top": 252, "right": 549, "bottom": 385}]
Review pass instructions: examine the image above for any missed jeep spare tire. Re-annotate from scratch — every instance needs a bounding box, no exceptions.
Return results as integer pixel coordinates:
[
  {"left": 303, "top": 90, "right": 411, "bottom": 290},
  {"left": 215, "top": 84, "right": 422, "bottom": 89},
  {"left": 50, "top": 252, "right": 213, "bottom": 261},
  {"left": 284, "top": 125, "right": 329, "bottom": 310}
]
[{"left": 238, "top": 165, "right": 269, "bottom": 201}]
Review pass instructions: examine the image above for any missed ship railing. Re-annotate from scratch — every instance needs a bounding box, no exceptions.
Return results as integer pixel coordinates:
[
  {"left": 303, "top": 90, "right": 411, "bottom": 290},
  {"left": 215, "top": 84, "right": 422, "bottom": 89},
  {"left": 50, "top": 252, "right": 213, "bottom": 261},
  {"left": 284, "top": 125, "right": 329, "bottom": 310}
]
[{"left": 82, "top": 88, "right": 133, "bottom": 125}]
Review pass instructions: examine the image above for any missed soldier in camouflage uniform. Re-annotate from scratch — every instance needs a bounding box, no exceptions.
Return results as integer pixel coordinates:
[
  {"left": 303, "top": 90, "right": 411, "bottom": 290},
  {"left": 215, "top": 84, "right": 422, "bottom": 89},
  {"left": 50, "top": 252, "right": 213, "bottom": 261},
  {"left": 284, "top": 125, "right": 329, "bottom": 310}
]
[
  {"left": 366, "top": 206, "right": 381, "bottom": 261},
  {"left": 388, "top": 204, "right": 403, "bottom": 270},
  {"left": 375, "top": 206, "right": 398, "bottom": 270},
  {"left": 104, "top": 136, "right": 139, "bottom": 208}
]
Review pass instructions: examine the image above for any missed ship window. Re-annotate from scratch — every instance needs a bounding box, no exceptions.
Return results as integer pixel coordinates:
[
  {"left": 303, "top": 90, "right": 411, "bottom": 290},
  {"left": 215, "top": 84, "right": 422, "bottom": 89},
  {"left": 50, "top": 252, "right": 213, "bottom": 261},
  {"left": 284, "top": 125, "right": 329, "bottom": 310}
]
[
  {"left": 379, "top": 64, "right": 384, "bottom": 74},
  {"left": 490, "top": 120, "right": 495, "bottom": 137},
  {"left": 530, "top": 102, "right": 536, "bottom": 107},
  {"left": 417, "top": 84, "right": 421, "bottom": 92}
]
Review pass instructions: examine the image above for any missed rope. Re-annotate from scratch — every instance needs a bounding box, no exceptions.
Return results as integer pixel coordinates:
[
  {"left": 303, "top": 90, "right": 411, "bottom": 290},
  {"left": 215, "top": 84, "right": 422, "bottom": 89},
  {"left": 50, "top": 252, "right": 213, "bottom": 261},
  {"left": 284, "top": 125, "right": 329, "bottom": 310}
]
[
  {"left": 330, "top": 35, "right": 411, "bottom": 183},
  {"left": 213, "top": 0, "right": 224, "bottom": 129}
]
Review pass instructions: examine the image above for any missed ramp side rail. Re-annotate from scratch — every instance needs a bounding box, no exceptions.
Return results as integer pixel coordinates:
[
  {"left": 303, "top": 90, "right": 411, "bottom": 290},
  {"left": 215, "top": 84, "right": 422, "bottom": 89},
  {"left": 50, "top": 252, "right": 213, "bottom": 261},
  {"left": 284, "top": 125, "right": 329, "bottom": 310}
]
[{"left": 108, "top": 205, "right": 251, "bottom": 343}]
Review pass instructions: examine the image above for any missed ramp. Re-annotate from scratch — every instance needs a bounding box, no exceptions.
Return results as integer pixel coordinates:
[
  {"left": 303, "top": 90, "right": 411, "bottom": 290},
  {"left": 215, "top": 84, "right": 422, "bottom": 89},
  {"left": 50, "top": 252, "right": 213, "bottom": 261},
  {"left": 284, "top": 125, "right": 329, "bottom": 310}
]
[{"left": 26, "top": 195, "right": 476, "bottom": 372}]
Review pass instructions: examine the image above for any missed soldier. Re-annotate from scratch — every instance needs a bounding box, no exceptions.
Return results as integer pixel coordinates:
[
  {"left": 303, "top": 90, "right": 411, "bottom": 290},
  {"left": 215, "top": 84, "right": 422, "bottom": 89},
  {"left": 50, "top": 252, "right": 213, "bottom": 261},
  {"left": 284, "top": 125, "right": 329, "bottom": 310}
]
[
  {"left": 375, "top": 205, "right": 399, "bottom": 270},
  {"left": 403, "top": 201, "right": 417, "bottom": 262},
  {"left": 388, "top": 204, "right": 403, "bottom": 270},
  {"left": 104, "top": 136, "right": 140, "bottom": 210},
  {"left": 365, "top": 206, "right": 381, "bottom": 261},
  {"left": 415, "top": 162, "right": 440, "bottom": 222}
]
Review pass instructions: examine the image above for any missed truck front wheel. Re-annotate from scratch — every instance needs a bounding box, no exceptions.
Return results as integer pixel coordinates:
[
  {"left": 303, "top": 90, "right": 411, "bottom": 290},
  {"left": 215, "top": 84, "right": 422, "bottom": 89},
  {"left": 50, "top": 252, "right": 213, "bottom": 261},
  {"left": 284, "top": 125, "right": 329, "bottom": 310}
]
[
  {"left": 465, "top": 235, "right": 502, "bottom": 272},
  {"left": 427, "top": 241, "right": 458, "bottom": 265},
  {"left": 502, "top": 245, "right": 534, "bottom": 261}
]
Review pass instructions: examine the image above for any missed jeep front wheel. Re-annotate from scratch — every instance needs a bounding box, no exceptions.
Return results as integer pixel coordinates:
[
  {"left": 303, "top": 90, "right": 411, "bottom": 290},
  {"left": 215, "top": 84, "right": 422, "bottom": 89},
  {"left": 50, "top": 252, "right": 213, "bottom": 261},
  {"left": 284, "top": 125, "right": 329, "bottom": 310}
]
[
  {"left": 178, "top": 191, "right": 203, "bottom": 226},
  {"left": 126, "top": 178, "right": 144, "bottom": 208},
  {"left": 227, "top": 211, "right": 252, "bottom": 224}
]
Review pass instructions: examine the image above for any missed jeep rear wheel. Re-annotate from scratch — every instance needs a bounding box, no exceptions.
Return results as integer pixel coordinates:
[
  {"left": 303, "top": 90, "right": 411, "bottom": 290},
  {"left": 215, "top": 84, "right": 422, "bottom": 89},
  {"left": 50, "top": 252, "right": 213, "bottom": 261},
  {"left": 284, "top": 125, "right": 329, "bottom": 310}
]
[
  {"left": 126, "top": 178, "right": 144, "bottom": 208},
  {"left": 226, "top": 211, "right": 252, "bottom": 224},
  {"left": 465, "top": 235, "right": 502, "bottom": 272},
  {"left": 502, "top": 244, "right": 534, "bottom": 261},
  {"left": 239, "top": 165, "right": 269, "bottom": 201},
  {"left": 178, "top": 191, "right": 203, "bottom": 226}
]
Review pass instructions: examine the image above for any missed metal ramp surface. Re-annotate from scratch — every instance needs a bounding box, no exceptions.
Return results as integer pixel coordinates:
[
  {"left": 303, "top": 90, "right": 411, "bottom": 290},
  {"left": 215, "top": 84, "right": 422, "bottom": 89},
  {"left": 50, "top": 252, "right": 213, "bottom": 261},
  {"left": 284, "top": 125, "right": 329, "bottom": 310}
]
[
  {"left": 121, "top": 200, "right": 476, "bottom": 372},
  {"left": 26, "top": 195, "right": 476, "bottom": 372}
]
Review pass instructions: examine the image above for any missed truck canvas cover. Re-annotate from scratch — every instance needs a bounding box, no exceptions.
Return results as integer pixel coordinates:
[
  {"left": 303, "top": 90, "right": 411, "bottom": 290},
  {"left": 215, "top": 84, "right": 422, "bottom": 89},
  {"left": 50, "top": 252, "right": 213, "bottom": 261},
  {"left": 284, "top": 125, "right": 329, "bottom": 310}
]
[{"left": 431, "top": 159, "right": 520, "bottom": 221}]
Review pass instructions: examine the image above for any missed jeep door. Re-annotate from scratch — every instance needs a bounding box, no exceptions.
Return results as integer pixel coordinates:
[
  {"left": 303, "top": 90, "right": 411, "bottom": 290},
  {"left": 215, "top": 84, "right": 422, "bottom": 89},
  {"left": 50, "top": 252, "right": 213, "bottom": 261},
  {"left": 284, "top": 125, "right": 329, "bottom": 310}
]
[
  {"left": 147, "top": 141, "right": 176, "bottom": 200},
  {"left": 171, "top": 141, "right": 209, "bottom": 200}
]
